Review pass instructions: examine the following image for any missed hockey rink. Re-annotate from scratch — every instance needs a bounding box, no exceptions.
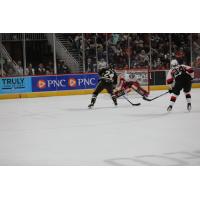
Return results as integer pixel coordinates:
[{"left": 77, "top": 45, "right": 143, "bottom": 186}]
[{"left": 0, "top": 89, "right": 200, "bottom": 166}]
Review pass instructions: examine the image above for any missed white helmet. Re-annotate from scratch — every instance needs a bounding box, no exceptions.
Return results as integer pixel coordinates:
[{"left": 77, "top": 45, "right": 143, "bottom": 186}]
[
  {"left": 124, "top": 70, "right": 129, "bottom": 80},
  {"left": 171, "top": 59, "right": 178, "bottom": 68},
  {"left": 98, "top": 60, "right": 107, "bottom": 69}
]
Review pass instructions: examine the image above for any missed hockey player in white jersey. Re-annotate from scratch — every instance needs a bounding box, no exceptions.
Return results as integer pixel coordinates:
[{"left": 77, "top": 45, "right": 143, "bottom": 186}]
[
  {"left": 114, "top": 71, "right": 149, "bottom": 98},
  {"left": 166, "top": 60, "right": 194, "bottom": 112}
]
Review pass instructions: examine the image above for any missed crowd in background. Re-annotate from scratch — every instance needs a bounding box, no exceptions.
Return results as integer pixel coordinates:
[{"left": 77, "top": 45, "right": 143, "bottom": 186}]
[
  {"left": 1, "top": 33, "right": 200, "bottom": 77},
  {"left": 70, "top": 33, "right": 196, "bottom": 72},
  {"left": 192, "top": 33, "right": 200, "bottom": 68},
  {"left": 0, "top": 59, "right": 71, "bottom": 77},
  {"left": 70, "top": 33, "right": 150, "bottom": 71}
]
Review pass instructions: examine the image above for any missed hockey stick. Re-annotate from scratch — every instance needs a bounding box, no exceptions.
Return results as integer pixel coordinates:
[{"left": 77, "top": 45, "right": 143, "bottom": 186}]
[
  {"left": 143, "top": 91, "right": 169, "bottom": 102},
  {"left": 122, "top": 95, "right": 141, "bottom": 106}
]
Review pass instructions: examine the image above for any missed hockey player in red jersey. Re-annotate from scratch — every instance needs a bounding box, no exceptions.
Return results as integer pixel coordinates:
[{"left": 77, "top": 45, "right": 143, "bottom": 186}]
[
  {"left": 114, "top": 71, "right": 149, "bottom": 98},
  {"left": 166, "top": 60, "right": 194, "bottom": 112}
]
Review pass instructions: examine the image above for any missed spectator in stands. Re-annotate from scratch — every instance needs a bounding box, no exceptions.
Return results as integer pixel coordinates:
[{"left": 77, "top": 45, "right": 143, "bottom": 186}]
[
  {"left": 46, "top": 69, "right": 52, "bottom": 75},
  {"left": 153, "top": 58, "right": 162, "bottom": 69},
  {"left": 138, "top": 50, "right": 149, "bottom": 67},
  {"left": 0, "top": 58, "right": 6, "bottom": 76},
  {"left": 25, "top": 63, "right": 35, "bottom": 76},
  {"left": 86, "top": 58, "right": 92, "bottom": 72},
  {"left": 112, "top": 33, "right": 120, "bottom": 45},
  {"left": 74, "top": 35, "right": 81, "bottom": 49},
  {"left": 35, "top": 63, "right": 46, "bottom": 75},
  {"left": 151, "top": 34, "right": 171, "bottom": 69},
  {"left": 194, "top": 56, "right": 200, "bottom": 68},
  {"left": 46, "top": 61, "right": 54, "bottom": 75},
  {"left": 0, "top": 68, "right": 6, "bottom": 76},
  {"left": 175, "top": 47, "right": 185, "bottom": 61},
  {"left": 97, "top": 43, "right": 104, "bottom": 59},
  {"left": 57, "top": 62, "right": 62, "bottom": 74},
  {"left": 7, "top": 66, "right": 16, "bottom": 76},
  {"left": 4, "top": 60, "right": 14, "bottom": 76},
  {"left": 193, "top": 34, "right": 200, "bottom": 59},
  {"left": 13, "top": 61, "right": 24, "bottom": 76},
  {"left": 86, "top": 58, "right": 97, "bottom": 72},
  {"left": 134, "top": 35, "right": 144, "bottom": 52},
  {"left": 58, "top": 61, "right": 70, "bottom": 74}
]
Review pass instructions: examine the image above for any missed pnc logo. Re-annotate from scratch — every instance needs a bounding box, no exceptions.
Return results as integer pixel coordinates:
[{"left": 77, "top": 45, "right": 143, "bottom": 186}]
[
  {"left": 68, "top": 78, "right": 77, "bottom": 87},
  {"left": 37, "top": 80, "right": 46, "bottom": 89}
]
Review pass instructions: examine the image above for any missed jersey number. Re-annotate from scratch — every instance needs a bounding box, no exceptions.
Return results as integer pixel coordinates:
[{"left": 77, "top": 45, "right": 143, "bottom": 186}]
[
  {"left": 104, "top": 70, "right": 114, "bottom": 79},
  {"left": 172, "top": 66, "right": 186, "bottom": 78}
]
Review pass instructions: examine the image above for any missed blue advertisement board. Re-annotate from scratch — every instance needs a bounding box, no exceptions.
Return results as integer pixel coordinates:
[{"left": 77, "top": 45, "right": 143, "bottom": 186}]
[
  {"left": 0, "top": 77, "right": 32, "bottom": 94},
  {"left": 32, "top": 74, "right": 99, "bottom": 92}
]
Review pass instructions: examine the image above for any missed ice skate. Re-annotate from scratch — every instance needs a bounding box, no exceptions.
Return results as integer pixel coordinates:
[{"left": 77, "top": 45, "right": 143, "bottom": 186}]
[
  {"left": 88, "top": 103, "right": 94, "bottom": 109},
  {"left": 114, "top": 101, "right": 118, "bottom": 106},
  {"left": 167, "top": 105, "right": 173, "bottom": 112},
  {"left": 112, "top": 97, "right": 118, "bottom": 106},
  {"left": 187, "top": 103, "right": 191, "bottom": 112}
]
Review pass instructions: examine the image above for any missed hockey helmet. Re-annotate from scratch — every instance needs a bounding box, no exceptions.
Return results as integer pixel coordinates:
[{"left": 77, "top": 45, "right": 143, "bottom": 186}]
[
  {"left": 123, "top": 70, "right": 129, "bottom": 80},
  {"left": 171, "top": 59, "right": 178, "bottom": 68}
]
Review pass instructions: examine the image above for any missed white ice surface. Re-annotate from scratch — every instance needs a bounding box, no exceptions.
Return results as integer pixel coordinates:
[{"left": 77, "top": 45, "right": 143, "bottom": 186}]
[{"left": 0, "top": 89, "right": 200, "bottom": 165}]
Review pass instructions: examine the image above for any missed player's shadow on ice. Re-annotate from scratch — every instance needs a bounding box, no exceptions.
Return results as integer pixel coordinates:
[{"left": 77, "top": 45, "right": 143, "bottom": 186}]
[
  {"left": 125, "top": 109, "right": 200, "bottom": 118},
  {"left": 133, "top": 113, "right": 168, "bottom": 117},
  {"left": 67, "top": 107, "right": 116, "bottom": 111},
  {"left": 124, "top": 112, "right": 169, "bottom": 121},
  {"left": 67, "top": 105, "right": 131, "bottom": 111},
  {"left": 104, "top": 150, "right": 200, "bottom": 166}
]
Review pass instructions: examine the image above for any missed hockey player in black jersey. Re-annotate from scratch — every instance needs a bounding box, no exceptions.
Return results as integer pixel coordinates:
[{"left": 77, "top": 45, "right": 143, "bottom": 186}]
[
  {"left": 166, "top": 60, "right": 194, "bottom": 112},
  {"left": 88, "top": 65, "right": 118, "bottom": 108}
]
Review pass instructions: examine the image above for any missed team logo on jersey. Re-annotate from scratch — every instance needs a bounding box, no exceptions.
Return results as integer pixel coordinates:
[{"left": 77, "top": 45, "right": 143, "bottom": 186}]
[
  {"left": 37, "top": 80, "right": 46, "bottom": 89},
  {"left": 68, "top": 78, "right": 77, "bottom": 87}
]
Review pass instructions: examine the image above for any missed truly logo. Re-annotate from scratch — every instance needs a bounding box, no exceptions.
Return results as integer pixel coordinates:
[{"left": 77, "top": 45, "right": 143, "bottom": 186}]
[{"left": 1, "top": 78, "right": 25, "bottom": 89}]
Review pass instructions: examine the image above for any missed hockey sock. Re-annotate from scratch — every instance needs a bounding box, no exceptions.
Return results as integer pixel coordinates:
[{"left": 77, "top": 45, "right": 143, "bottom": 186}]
[
  {"left": 132, "top": 85, "right": 148, "bottom": 97},
  {"left": 169, "top": 95, "right": 177, "bottom": 107},
  {"left": 185, "top": 93, "right": 191, "bottom": 104},
  {"left": 140, "top": 88, "right": 149, "bottom": 97},
  {"left": 91, "top": 94, "right": 97, "bottom": 105}
]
